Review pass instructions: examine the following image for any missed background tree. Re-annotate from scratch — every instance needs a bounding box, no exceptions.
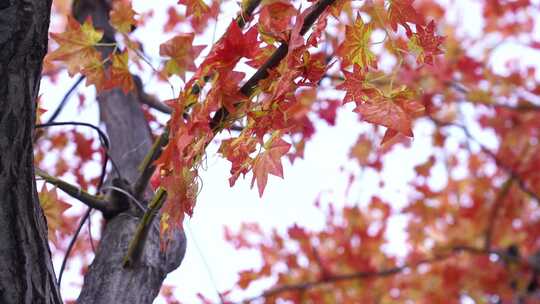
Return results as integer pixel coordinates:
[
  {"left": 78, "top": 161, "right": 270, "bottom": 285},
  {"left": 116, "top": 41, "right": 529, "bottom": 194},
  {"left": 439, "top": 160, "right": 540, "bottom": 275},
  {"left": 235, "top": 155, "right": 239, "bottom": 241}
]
[{"left": 1, "top": 0, "right": 538, "bottom": 303}]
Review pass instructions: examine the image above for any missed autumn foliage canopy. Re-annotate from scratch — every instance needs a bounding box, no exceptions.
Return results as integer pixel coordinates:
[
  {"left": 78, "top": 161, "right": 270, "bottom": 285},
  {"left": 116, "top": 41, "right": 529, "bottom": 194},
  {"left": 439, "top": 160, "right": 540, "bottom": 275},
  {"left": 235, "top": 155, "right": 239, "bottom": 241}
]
[{"left": 36, "top": 0, "right": 540, "bottom": 302}]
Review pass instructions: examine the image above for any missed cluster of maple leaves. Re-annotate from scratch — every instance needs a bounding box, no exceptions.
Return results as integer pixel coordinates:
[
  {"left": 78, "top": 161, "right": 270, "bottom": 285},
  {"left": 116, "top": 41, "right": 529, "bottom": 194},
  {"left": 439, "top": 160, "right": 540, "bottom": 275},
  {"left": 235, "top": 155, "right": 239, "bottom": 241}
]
[{"left": 36, "top": 0, "right": 540, "bottom": 302}]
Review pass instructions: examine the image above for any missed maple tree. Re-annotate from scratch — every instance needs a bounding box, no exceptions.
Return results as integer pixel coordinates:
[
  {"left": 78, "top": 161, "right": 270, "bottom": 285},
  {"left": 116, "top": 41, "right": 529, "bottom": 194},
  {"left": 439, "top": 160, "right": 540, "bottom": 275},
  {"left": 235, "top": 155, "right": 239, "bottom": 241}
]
[{"left": 1, "top": 0, "right": 540, "bottom": 303}]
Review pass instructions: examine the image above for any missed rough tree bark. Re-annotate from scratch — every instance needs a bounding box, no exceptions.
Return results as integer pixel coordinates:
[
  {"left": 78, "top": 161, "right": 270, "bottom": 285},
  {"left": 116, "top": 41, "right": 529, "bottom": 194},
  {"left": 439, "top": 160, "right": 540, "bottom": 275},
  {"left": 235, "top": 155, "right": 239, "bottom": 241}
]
[{"left": 0, "top": 0, "right": 62, "bottom": 303}]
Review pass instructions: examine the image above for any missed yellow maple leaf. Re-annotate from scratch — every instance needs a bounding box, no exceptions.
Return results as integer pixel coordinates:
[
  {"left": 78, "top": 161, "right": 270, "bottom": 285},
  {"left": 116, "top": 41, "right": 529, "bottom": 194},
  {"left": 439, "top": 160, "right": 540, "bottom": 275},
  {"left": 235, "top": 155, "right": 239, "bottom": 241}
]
[{"left": 337, "top": 15, "right": 376, "bottom": 69}]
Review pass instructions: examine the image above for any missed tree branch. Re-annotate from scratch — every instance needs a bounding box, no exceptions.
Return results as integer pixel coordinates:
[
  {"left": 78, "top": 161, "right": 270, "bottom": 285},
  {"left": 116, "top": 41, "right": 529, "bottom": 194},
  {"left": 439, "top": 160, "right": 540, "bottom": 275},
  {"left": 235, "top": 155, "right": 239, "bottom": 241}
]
[
  {"left": 133, "top": 75, "right": 173, "bottom": 114},
  {"left": 210, "top": 0, "right": 336, "bottom": 131},
  {"left": 58, "top": 208, "right": 92, "bottom": 286},
  {"left": 236, "top": 0, "right": 261, "bottom": 28},
  {"left": 240, "top": 245, "right": 508, "bottom": 303},
  {"left": 35, "top": 168, "right": 112, "bottom": 214},
  {"left": 123, "top": 187, "right": 167, "bottom": 268}
]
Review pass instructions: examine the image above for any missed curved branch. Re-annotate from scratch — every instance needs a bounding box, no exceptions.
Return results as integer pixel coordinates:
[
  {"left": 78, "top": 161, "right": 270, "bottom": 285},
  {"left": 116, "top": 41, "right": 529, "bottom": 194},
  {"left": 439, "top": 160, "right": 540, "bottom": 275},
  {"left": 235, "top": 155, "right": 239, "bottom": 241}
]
[
  {"left": 58, "top": 208, "right": 92, "bottom": 285},
  {"left": 36, "top": 121, "right": 110, "bottom": 149}
]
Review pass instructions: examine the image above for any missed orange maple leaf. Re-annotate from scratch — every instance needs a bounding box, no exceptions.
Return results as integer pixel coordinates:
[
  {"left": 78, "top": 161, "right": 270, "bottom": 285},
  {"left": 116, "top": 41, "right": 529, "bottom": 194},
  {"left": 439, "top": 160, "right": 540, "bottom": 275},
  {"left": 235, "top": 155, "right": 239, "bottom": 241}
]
[
  {"left": 38, "top": 184, "right": 71, "bottom": 244},
  {"left": 81, "top": 51, "right": 106, "bottom": 90},
  {"left": 160, "top": 34, "right": 205, "bottom": 80},
  {"left": 251, "top": 137, "right": 291, "bottom": 197},
  {"left": 46, "top": 17, "right": 104, "bottom": 76},
  {"left": 178, "top": 0, "right": 209, "bottom": 19},
  {"left": 336, "top": 64, "right": 379, "bottom": 104},
  {"left": 337, "top": 15, "right": 376, "bottom": 69},
  {"left": 160, "top": 167, "right": 198, "bottom": 243},
  {"left": 106, "top": 51, "right": 134, "bottom": 93},
  {"left": 110, "top": 0, "right": 137, "bottom": 34}
]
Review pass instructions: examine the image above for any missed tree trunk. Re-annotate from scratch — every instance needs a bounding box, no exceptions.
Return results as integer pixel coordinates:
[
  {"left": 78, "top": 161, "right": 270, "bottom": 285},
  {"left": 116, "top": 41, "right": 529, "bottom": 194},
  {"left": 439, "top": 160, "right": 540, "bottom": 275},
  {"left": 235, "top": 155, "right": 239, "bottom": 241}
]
[
  {"left": 76, "top": 88, "right": 186, "bottom": 304},
  {"left": 74, "top": 1, "right": 186, "bottom": 303},
  {"left": 0, "top": 1, "right": 62, "bottom": 303}
]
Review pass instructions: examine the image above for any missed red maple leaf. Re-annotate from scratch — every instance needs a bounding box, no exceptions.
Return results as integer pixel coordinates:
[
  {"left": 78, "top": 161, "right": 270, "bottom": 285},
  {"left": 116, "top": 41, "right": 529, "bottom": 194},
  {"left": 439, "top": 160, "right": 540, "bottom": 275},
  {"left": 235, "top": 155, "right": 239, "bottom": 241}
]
[
  {"left": 259, "top": 1, "right": 296, "bottom": 42},
  {"left": 357, "top": 98, "right": 413, "bottom": 136},
  {"left": 355, "top": 86, "right": 424, "bottom": 137},
  {"left": 388, "top": 0, "right": 425, "bottom": 35},
  {"left": 336, "top": 65, "right": 379, "bottom": 105},
  {"left": 164, "top": 7, "right": 185, "bottom": 32},
  {"left": 206, "top": 71, "right": 246, "bottom": 115},
  {"left": 201, "top": 21, "right": 258, "bottom": 70},
  {"left": 408, "top": 20, "right": 445, "bottom": 65},
  {"left": 251, "top": 137, "right": 291, "bottom": 197}
]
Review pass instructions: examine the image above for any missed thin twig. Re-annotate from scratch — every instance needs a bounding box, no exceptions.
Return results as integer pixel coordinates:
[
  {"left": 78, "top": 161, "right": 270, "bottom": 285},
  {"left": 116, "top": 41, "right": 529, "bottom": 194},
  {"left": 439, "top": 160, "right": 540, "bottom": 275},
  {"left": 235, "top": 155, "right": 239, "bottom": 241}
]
[
  {"left": 38, "top": 122, "right": 115, "bottom": 285},
  {"left": 46, "top": 75, "right": 85, "bottom": 124},
  {"left": 100, "top": 185, "right": 148, "bottom": 213},
  {"left": 447, "top": 81, "right": 540, "bottom": 111},
  {"left": 58, "top": 208, "right": 91, "bottom": 286},
  {"left": 35, "top": 121, "right": 122, "bottom": 178}
]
